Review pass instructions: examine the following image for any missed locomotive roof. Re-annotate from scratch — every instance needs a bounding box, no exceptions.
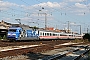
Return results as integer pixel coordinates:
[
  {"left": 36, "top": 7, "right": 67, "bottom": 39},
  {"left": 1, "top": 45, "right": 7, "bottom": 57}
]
[{"left": 9, "top": 27, "right": 22, "bottom": 30}]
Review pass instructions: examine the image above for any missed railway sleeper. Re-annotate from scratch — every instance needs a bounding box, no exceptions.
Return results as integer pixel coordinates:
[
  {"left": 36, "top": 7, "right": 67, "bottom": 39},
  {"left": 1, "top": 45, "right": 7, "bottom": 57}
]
[
  {"left": 41, "top": 48, "right": 80, "bottom": 60},
  {"left": 73, "top": 49, "right": 90, "bottom": 60}
]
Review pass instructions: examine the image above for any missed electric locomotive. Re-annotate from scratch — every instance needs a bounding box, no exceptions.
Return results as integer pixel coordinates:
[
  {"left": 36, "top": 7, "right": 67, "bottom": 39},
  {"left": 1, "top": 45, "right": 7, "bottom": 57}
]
[{"left": 7, "top": 27, "right": 39, "bottom": 41}]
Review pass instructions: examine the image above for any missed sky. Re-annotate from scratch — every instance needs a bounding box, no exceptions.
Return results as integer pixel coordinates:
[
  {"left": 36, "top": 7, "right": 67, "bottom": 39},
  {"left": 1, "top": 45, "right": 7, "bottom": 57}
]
[{"left": 0, "top": 0, "right": 90, "bottom": 34}]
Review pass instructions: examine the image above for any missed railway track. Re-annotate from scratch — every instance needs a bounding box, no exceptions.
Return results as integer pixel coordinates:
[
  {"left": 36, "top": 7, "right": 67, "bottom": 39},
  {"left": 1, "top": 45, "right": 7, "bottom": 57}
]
[
  {"left": 0, "top": 40, "right": 90, "bottom": 60},
  {"left": 41, "top": 45, "right": 90, "bottom": 60},
  {"left": 0, "top": 44, "right": 49, "bottom": 58}
]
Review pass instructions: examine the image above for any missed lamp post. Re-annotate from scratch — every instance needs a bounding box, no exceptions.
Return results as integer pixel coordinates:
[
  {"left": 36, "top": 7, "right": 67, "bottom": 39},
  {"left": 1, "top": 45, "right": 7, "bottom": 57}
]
[
  {"left": 39, "top": 10, "right": 47, "bottom": 30},
  {"left": 67, "top": 22, "right": 81, "bottom": 35},
  {"left": 45, "top": 13, "right": 47, "bottom": 30},
  {"left": 67, "top": 21, "right": 70, "bottom": 33},
  {"left": 87, "top": 26, "right": 89, "bottom": 33},
  {"left": 15, "top": 19, "right": 21, "bottom": 27},
  {"left": 29, "top": 22, "right": 39, "bottom": 29},
  {"left": 64, "top": 21, "right": 70, "bottom": 33},
  {"left": 15, "top": 19, "right": 21, "bottom": 24},
  {"left": 64, "top": 22, "right": 82, "bottom": 34},
  {"left": 77, "top": 25, "right": 81, "bottom": 35},
  {"left": 73, "top": 25, "right": 81, "bottom": 35}
]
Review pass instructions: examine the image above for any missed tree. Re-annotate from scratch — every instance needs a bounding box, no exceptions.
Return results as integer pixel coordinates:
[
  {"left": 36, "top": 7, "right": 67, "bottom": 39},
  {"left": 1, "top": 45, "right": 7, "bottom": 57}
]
[
  {"left": 32, "top": 26, "right": 39, "bottom": 31},
  {"left": 83, "top": 33, "right": 90, "bottom": 41}
]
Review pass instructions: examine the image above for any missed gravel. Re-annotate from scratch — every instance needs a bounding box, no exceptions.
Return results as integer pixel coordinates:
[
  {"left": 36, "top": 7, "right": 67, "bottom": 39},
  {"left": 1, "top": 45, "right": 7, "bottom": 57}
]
[{"left": 0, "top": 55, "right": 30, "bottom": 60}]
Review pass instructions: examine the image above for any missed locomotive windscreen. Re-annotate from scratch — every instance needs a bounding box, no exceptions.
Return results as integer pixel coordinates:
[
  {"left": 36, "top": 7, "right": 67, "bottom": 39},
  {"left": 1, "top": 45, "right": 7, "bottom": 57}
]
[{"left": 8, "top": 29, "right": 16, "bottom": 32}]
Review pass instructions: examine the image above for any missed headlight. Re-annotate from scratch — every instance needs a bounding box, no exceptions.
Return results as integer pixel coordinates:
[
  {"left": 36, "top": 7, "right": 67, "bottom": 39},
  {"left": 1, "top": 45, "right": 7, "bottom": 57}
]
[
  {"left": 12, "top": 34, "right": 16, "bottom": 35},
  {"left": 8, "top": 34, "right": 10, "bottom": 35}
]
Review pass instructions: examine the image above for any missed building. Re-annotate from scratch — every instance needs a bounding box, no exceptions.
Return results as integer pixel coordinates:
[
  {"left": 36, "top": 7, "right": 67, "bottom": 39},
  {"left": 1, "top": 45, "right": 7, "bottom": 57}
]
[
  {"left": 0, "top": 20, "right": 34, "bottom": 39},
  {"left": 46, "top": 27, "right": 54, "bottom": 31},
  {"left": 0, "top": 20, "right": 11, "bottom": 39}
]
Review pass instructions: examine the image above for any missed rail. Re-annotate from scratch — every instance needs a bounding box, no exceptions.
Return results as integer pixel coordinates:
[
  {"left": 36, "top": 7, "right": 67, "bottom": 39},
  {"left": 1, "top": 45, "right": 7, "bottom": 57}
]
[{"left": 41, "top": 45, "right": 90, "bottom": 60}]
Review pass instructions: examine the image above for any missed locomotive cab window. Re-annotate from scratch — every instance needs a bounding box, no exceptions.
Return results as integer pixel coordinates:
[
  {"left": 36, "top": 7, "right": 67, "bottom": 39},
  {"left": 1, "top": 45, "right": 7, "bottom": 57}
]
[{"left": 9, "top": 29, "right": 16, "bottom": 32}]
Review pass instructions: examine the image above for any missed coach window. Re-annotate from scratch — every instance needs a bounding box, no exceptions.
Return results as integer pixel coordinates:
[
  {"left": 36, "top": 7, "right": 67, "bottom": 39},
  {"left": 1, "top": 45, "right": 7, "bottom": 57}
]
[
  {"left": 61, "top": 34, "right": 67, "bottom": 36},
  {"left": 50, "top": 33, "right": 51, "bottom": 36},
  {"left": 53, "top": 34, "right": 55, "bottom": 36},
  {"left": 45, "top": 33, "right": 46, "bottom": 36},
  {"left": 69, "top": 35, "right": 72, "bottom": 36}
]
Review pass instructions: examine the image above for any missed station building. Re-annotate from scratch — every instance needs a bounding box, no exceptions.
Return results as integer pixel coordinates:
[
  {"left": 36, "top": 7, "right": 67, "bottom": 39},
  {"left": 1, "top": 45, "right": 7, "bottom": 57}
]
[
  {"left": 0, "top": 20, "right": 33, "bottom": 39},
  {"left": 0, "top": 20, "right": 11, "bottom": 39}
]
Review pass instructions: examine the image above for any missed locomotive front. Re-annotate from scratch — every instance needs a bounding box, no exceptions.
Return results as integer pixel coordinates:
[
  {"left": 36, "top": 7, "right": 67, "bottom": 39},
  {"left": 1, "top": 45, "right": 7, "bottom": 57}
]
[{"left": 7, "top": 27, "right": 22, "bottom": 40}]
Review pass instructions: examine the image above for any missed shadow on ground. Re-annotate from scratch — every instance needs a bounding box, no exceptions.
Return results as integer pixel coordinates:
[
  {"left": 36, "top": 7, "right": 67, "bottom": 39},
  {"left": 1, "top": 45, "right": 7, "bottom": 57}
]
[{"left": 23, "top": 52, "right": 50, "bottom": 60}]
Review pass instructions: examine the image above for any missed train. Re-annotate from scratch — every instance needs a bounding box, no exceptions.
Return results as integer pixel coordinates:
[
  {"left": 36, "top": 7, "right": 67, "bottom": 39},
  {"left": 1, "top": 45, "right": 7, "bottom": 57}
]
[{"left": 7, "top": 27, "right": 83, "bottom": 41}]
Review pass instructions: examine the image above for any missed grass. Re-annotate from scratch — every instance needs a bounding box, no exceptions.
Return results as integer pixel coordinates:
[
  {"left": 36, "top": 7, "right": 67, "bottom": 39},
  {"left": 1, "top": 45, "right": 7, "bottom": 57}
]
[
  {"left": 72, "top": 39, "right": 89, "bottom": 43},
  {"left": 0, "top": 35, "right": 7, "bottom": 40}
]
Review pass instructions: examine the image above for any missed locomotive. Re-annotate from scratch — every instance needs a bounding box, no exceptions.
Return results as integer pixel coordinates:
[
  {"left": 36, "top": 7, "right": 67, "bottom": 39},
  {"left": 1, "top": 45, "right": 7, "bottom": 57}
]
[
  {"left": 7, "top": 27, "right": 39, "bottom": 40},
  {"left": 7, "top": 27, "right": 82, "bottom": 41}
]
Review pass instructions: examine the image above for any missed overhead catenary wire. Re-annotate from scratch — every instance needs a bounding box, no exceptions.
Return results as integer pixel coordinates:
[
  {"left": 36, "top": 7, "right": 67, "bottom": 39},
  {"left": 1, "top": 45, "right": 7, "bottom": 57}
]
[
  {"left": 34, "top": 0, "right": 84, "bottom": 30},
  {"left": 0, "top": 0, "right": 90, "bottom": 33}
]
